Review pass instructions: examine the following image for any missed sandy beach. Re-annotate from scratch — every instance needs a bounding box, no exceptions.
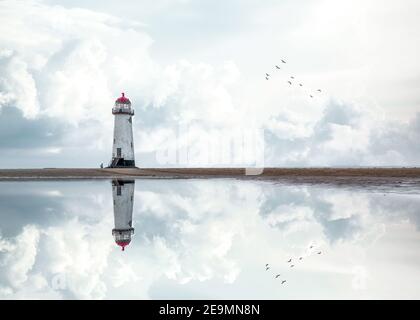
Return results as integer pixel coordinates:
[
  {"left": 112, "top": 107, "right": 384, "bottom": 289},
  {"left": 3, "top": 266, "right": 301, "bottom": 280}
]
[{"left": 1, "top": 168, "right": 420, "bottom": 188}]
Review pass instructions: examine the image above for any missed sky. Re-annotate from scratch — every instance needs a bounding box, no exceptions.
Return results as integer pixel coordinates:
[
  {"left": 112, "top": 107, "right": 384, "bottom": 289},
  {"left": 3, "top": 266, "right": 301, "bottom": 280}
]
[
  {"left": 1, "top": 0, "right": 420, "bottom": 168},
  {"left": 1, "top": 179, "right": 420, "bottom": 299}
]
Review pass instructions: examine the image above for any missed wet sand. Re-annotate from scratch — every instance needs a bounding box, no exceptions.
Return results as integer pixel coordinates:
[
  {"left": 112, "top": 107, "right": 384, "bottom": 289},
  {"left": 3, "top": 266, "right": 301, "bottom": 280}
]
[{"left": 1, "top": 168, "right": 420, "bottom": 188}]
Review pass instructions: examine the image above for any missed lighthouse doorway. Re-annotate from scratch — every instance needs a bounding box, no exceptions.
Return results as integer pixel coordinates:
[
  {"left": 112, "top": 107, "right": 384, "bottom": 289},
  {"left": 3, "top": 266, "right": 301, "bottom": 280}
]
[{"left": 117, "top": 148, "right": 122, "bottom": 158}]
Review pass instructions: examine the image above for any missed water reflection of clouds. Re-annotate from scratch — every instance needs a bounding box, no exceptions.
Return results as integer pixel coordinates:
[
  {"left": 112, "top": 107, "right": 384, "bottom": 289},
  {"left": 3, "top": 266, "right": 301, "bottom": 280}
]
[
  {"left": 0, "top": 180, "right": 419, "bottom": 299},
  {"left": 259, "top": 184, "right": 420, "bottom": 246}
]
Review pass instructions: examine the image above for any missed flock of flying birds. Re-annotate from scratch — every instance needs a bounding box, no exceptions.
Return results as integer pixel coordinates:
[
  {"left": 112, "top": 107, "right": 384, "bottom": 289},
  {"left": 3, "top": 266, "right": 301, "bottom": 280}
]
[
  {"left": 262, "top": 62, "right": 325, "bottom": 285},
  {"left": 265, "top": 59, "right": 323, "bottom": 99},
  {"left": 265, "top": 244, "right": 323, "bottom": 286}
]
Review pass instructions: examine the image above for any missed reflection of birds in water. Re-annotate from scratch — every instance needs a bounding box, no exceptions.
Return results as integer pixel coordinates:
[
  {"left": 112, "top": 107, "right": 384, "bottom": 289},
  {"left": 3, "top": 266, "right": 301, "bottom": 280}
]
[{"left": 266, "top": 245, "right": 325, "bottom": 284}]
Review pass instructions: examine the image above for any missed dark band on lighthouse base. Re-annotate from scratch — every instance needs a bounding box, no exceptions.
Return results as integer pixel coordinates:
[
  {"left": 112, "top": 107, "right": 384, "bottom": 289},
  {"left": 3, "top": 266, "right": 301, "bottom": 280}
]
[{"left": 109, "top": 158, "right": 136, "bottom": 168}]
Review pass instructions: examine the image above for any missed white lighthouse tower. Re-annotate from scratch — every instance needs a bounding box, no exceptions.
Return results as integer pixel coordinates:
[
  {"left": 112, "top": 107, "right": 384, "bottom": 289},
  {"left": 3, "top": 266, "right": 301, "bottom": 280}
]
[
  {"left": 112, "top": 179, "right": 135, "bottom": 251},
  {"left": 110, "top": 93, "right": 135, "bottom": 168}
]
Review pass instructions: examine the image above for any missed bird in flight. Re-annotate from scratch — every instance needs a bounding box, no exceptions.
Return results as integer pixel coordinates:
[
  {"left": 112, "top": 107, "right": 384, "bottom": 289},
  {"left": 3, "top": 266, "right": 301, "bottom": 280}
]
[
  {"left": 266, "top": 266, "right": 270, "bottom": 271},
  {"left": 290, "top": 264, "right": 295, "bottom": 268},
  {"left": 299, "top": 257, "right": 303, "bottom": 261},
  {"left": 275, "top": 274, "right": 281, "bottom": 279},
  {"left": 317, "top": 251, "right": 322, "bottom": 255},
  {"left": 309, "top": 95, "right": 313, "bottom": 98},
  {"left": 275, "top": 65, "right": 281, "bottom": 69},
  {"left": 281, "top": 59, "right": 286, "bottom": 63},
  {"left": 265, "top": 76, "right": 269, "bottom": 80},
  {"left": 299, "top": 83, "right": 303, "bottom": 86},
  {"left": 266, "top": 73, "right": 270, "bottom": 77},
  {"left": 281, "top": 280, "right": 287, "bottom": 285},
  {"left": 288, "top": 81, "right": 292, "bottom": 85},
  {"left": 317, "top": 89, "right": 322, "bottom": 92},
  {"left": 291, "top": 76, "right": 295, "bottom": 79},
  {"left": 310, "top": 245, "right": 314, "bottom": 249},
  {"left": 287, "top": 259, "right": 292, "bottom": 263}
]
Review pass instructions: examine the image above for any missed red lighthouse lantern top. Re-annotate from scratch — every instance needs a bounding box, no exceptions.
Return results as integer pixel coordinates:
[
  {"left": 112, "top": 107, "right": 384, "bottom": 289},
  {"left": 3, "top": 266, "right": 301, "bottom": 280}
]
[
  {"left": 115, "top": 239, "right": 131, "bottom": 251},
  {"left": 115, "top": 92, "right": 131, "bottom": 104}
]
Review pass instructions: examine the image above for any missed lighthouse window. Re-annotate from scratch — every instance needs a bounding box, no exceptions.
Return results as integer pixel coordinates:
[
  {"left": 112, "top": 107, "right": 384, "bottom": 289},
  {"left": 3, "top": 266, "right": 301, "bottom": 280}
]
[{"left": 117, "top": 186, "right": 121, "bottom": 196}]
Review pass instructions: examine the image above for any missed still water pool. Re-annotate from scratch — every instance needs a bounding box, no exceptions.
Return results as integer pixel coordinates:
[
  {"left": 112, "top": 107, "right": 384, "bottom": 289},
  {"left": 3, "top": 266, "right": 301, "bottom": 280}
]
[{"left": 0, "top": 179, "right": 419, "bottom": 299}]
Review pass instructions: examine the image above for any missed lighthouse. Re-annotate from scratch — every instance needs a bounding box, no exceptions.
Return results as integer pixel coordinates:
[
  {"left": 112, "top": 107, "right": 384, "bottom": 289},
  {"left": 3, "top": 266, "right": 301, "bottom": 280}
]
[
  {"left": 110, "top": 93, "right": 135, "bottom": 168},
  {"left": 112, "top": 179, "right": 135, "bottom": 251}
]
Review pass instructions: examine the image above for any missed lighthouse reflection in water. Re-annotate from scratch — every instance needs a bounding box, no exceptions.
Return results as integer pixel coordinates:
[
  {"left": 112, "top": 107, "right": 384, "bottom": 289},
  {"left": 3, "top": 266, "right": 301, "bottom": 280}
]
[{"left": 112, "top": 179, "right": 135, "bottom": 251}]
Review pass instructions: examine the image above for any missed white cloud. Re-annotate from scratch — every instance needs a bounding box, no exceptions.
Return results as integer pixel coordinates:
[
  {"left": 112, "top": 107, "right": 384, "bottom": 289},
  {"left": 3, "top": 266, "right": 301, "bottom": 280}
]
[
  {"left": 0, "top": 51, "right": 40, "bottom": 118},
  {"left": 1, "top": 180, "right": 420, "bottom": 298},
  {"left": 0, "top": 0, "right": 419, "bottom": 168},
  {"left": 2, "top": 225, "right": 40, "bottom": 288}
]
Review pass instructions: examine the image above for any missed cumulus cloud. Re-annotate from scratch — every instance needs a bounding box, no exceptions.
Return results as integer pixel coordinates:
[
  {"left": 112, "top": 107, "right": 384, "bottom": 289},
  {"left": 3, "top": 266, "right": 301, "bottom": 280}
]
[
  {"left": 0, "top": 179, "right": 420, "bottom": 298},
  {"left": 0, "top": 0, "right": 155, "bottom": 166},
  {"left": 0, "top": 225, "right": 40, "bottom": 289},
  {"left": 264, "top": 99, "right": 420, "bottom": 166},
  {"left": 258, "top": 182, "right": 420, "bottom": 249},
  {"left": 0, "top": 180, "right": 259, "bottom": 298},
  {"left": 134, "top": 180, "right": 261, "bottom": 284},
  {"left": 0, "top": 50, "right": 39, "bottom": 118},
  {"left": 0, "top": 0, "right": 419, "bottom": 168},
  {"left": 0, "top": 106, "right": 63, "bottom": 149}
]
